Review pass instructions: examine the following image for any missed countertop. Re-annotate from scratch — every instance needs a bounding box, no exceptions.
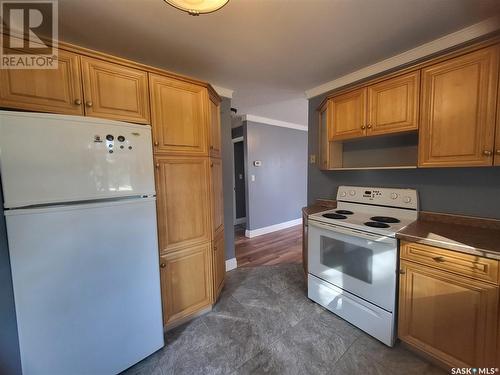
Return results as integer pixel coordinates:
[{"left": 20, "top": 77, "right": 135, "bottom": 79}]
[
  {"left": 396, "top": 212, "right": 500, "bottom": 260},
  {"left": 302, "top": 199, "right": 337, "bottom": 218}
]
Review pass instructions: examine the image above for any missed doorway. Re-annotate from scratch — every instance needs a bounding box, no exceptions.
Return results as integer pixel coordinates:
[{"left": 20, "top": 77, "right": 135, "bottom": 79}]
[{"left": 233, "top": 138, "right": 246, "bottom": 228}]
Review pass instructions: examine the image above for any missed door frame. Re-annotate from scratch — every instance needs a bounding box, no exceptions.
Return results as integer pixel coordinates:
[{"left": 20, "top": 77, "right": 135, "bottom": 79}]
[{"left": 232, "top": 136, "right": 246, "bottom": 225}]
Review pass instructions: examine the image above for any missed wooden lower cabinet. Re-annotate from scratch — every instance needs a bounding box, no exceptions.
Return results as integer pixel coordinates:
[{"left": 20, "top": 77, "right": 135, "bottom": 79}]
[
  {"left": 212, "top": 230, "right": 225, "bottom": 302},
  {"left": 159, "top": 242, "right": 213, "bottom": 327},
  {"left": 399, "top": 249, "right": 499, "bottom": 368}
]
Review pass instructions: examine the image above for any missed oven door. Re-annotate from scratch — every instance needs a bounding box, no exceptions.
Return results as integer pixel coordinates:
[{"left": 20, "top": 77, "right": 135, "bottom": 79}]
[{"left": 308, "top": 220, "right": 397, "bottom": 312}]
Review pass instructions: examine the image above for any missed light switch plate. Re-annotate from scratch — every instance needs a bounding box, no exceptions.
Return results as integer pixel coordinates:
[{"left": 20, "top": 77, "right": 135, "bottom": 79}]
[{"left": 309, "top": 154, "right": 316, "bottom": 164}]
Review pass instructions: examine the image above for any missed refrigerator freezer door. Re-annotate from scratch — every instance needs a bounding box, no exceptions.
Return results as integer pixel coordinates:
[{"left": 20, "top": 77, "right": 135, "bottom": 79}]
[
  {"left": 0, "top": 111, "right": 155, "bottom": 208},
  {"left": 5, "top": 198, "right": 164, "bottom": 375}
]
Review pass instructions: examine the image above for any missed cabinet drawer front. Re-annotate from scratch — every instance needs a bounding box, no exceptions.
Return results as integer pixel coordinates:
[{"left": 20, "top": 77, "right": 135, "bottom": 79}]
[{"left": 401, "top": 241, "right": 499, "bottom": 284}]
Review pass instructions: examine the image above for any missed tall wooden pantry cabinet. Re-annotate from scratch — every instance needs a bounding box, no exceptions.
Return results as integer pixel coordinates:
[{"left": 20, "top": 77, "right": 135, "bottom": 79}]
[{"left": 0, "top": 35, "right": 226, "bottom": 330}]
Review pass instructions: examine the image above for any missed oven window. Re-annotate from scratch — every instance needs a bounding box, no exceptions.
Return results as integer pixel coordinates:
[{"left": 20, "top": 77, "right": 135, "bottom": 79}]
[{"left": 320, "top": 235, "right": 373, "bottom": 284}]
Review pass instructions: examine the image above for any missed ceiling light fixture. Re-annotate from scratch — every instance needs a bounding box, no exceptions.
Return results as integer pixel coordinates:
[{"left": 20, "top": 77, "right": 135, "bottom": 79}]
[{"left": 164, "top": 0, "right": 229, "bottom": 16}]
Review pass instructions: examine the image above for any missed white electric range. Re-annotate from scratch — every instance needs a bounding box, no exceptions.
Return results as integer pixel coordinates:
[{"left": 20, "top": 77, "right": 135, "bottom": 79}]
[{"left": 307, "top": 186, "right": 418, "bottom": 346}]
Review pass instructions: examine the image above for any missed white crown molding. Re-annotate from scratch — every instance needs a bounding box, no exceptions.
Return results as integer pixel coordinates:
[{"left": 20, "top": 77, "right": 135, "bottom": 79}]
[
  {"left": 245, "top": 218, "right": 303, "bottom": 238},
  {"left": 243, "top": 114, "right": 308, "bottom": 131},
  {"left": 305, "top": 16, "right": 500, "bottom": 99},
  {"left": 212, "top": 85, "right": 234, "bottom": 98}
]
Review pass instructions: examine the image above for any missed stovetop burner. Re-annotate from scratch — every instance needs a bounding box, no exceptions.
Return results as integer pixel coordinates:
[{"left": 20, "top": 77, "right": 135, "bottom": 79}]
[
  {"left": 364, "top": 221, "right": 391, "bottom": 228},
  {"left": 370, "top": 216, "right": 400, "bottom": 224},
  {"left": 323, "top": 213, "right": 348, "bottom": 220},
  {"left": 335, "top": 210, "right": 354, "bottom": 215}
]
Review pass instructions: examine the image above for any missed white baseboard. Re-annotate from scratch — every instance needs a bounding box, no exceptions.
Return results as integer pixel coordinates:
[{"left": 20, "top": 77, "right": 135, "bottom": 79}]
[
  {"left": 234, "top": 217, "right": 246, "bottom": 225},
  {"left": 245, "top": 218, "right": 302, "bottom": 238},
  {"left": 225, "top": 257, "right": 237, "bottom": 271}
]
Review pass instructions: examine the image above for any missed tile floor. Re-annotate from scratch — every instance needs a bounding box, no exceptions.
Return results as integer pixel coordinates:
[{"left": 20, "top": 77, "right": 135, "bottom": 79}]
[{"left": 122, "top": 264, "right": 445, "bottom": 375}]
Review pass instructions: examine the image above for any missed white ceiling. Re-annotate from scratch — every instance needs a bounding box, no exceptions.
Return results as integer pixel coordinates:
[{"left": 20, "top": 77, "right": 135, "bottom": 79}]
[{"left": 56, "top": 0, "right": 499, "bottom": 125}]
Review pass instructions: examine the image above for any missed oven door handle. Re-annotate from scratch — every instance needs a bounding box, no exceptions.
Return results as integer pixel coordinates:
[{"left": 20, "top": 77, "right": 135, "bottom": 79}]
[{"left": 309, "top": 220, "right": 395, "bottom": 244}]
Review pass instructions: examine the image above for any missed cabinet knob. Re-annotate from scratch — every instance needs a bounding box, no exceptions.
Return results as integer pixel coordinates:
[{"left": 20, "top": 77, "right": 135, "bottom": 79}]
[
  {"left": 74, "top": 99, "right": 82, "bottom": 105},
  {"left": 367, "top": 124, "right": 372, "bottom": 129},
  {"left": 86, "top": 101, "right": 93, "bottom": 108},
  {"left": 154, "top": 141, "right": 159, "bottom": 147},
  {"left": 160, "top": 263, "right": 166, "bottom": 268},
  {"left": 155, "top": 163, "right": 160, "bottom": 169},
  {"left": 399, "top": 269, "right": 406, "bottom": 274},
  {"left": 361, "top": 125, "right": 366, "bottom": 130},
  {"left": 432, "top": 256, "right": 445, "bottom": 263},
  {"left": 483, "top": 150, "right": 492, "bottom": 156},
  {"left": 495, "top": 150, "right": 500, "bottom": 155},
  {"left": 210, "top": 162, "right": 214, "bottom": 167},
  {"left": 214, "top": 246, "right": 217, "bottom": 251},
  {"left": 210, "top": 145, "right": 214, "bottom": 150}
]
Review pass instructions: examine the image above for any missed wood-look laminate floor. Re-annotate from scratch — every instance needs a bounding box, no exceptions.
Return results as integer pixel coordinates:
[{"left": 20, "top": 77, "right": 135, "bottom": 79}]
[{"left": 235, "top": 224, "right": 302, "bottom": 267}]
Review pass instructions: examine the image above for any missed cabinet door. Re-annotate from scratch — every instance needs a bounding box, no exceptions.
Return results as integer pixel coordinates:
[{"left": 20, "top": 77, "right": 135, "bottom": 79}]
[
  {"left": 155, "top": 156, "right": 211, "bottom": 253},
  {"left": 209, "top": 93, "right": 222, "bottom": 158},
  {"left": 328, "top": 88, "right": 366, "bottom": 141},
  {"left": 419, "top": 46, "right": 499, "bottom": 167},
  {"left": 0, "top": 49, "right": 83, "bottom": 115},
  {"left": 81, "top": 57, "right": 150, "bottom": 124},
  {"left": 212, "top": 231, "right": 225, "bottom": 302},
  {"left": 399, "top": 260, "right": 499, "bottom": 368},
  {"left": 159, "top": 243, "right": 212, "bottom": 327},
  {"left": 150, "top": 74, "right": 208, "bottom": 156},
  {"left": 367, "top": 71, "right": 419, "bottom": 136},
  {"left": 210, "top": 158, "right": 224, "bottom": 238}
]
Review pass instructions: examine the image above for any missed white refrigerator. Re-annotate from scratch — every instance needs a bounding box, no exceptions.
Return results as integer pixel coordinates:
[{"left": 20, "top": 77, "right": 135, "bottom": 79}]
[{"left": 0, "top": 111, "right": 164, "bottom": 374}]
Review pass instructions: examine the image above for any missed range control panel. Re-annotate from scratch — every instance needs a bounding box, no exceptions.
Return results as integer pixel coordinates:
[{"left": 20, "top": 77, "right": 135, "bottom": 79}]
[{"left": 336, "top": 186, "right": 418, "bottom": 210}]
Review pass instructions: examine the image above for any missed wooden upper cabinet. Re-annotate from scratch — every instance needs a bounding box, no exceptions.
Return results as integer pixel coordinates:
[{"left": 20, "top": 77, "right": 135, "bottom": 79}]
[
  {"left": 210, "top": 158, "right": 224, "bottom": 238},
  {"left": 212, "top": 230, "right": 225, "bottom": 302},
  {"left": 328, "top": 88, "right": 366, "bottom": 141},
  {"left": 418, "top": 46, "right": 499, "bottom": 167},
  {"left": 399, "top": 259, "right": 498, "bottom": 368},
  {"left": 159, "top": 243, "right": 212, "bottom": 327},
  {"left": 155, "top": 155, "right": 211, "bottom": 253},
  {"left": 367, "top": 71, "right": 419, "bottom": 136},
  {"left": 81, "top": 57, "right": 150, "bottom": 124},
  {"left": 209, "top": 93, "right": 222, "bottom": 158},
  {"left": 150, "top": 74, "right": 208, "bottom": 156},
  {"left": 0, "top": 49, "right": 84, "bottom": 115}
]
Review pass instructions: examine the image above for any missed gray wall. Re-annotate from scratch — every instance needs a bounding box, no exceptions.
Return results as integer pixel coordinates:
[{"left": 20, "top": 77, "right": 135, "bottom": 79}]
[
  {"left": 244, "top": 121, "right": 308, "bottom": 230},
  {"left": 308, "top": 94, "right": 500, "bottom": 219},
  {"left": 221, "top": 98, "right": 235, "bottom": 260},
  {"left": 0, "top": 185, "right": 21, "bottom": 375}
]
